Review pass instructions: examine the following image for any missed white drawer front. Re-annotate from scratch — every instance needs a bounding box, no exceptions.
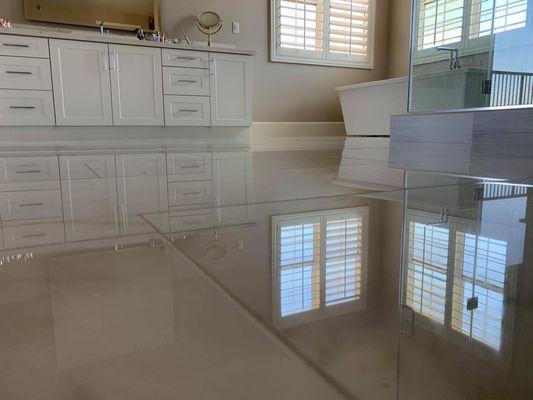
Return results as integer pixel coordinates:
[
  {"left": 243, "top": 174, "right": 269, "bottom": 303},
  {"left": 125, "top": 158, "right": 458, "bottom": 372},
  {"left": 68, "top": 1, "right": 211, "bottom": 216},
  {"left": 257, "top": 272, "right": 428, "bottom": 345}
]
[
  {"left": 164, "top": 95, "right": 210, "bottom": 127},
  {"left": 169, "top": 181, "right": 213, "bottom": 207},
  {"left": 0, "top": 35, "right": 49, "bottom": 58},
  {"left": 170, "top": 212, "right": 215, "bottom": 232},
  {"left": 163, "top": 67, "right": 210, "bottom": 95},
  {"left": 167, "top": 152, "right": 212, "bottom": 181},
  {"left": 0, "top": 89, "right": 55, "bottom": 126},
  {"left": 162, "top": 49, "right": 209, "bottom": 68},
  {"left": 0, "top": 156, "right": 59, "bottom": 185},
  {"left": 0, "top": 190, "right": 62, "bottom": 220},
  {"left": 0, "top": 56, "right": 52, "bottom": 90},
  {"left": 3, "top": 222, "right": 65, "bottom": 249}
]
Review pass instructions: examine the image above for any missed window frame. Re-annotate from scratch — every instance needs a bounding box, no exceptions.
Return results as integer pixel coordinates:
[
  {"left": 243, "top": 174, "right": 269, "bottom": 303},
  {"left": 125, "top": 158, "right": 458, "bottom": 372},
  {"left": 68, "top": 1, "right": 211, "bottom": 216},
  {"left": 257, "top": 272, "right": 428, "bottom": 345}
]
[
  {"left": 272, "top": 207, "right": 369, "bottom": 329},
  {"left": 270, "top": 0, "right": 376, "bottom": 69}
]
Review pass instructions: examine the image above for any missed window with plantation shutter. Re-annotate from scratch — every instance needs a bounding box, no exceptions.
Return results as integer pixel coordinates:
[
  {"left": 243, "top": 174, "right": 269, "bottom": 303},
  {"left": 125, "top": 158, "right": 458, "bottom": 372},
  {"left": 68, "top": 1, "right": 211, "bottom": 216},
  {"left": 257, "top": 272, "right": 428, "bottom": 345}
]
[
  {"left": 273, "top": 207, "right": 368, "bottom": 328},
  {"left": 271, "top": 0, "right": 375, "bottom": 68},
  {"left": 405, "top": 211, "right": 516, "bottom": 358}
]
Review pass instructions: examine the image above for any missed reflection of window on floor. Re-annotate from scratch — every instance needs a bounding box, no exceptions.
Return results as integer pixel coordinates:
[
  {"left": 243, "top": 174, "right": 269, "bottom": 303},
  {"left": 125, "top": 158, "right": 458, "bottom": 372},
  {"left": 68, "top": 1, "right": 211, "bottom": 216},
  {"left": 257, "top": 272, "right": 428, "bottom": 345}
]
[
  {"left": 274, "top": 207, "right": 368, "bottom": 327},
  {"left": 452, "top": 232, "right": 507, "bottom": 349},
  {"left": 404, "top": 215, "right": 511, "bottom": 352},
  {"left": 406, "top": 222, "right": 450, "bottom": 324}
]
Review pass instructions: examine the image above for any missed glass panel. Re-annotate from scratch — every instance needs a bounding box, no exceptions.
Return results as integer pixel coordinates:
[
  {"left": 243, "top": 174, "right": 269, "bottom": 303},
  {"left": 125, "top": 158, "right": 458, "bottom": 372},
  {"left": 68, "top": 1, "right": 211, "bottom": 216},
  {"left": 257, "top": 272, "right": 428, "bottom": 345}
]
[{"left": 409, "top": 0, "right": 533, "bottom": 111}]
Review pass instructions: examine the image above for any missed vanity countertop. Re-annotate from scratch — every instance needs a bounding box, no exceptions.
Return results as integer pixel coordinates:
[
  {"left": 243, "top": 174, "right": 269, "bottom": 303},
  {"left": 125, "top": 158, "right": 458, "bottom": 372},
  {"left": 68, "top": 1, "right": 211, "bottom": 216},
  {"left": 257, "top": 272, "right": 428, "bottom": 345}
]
[{"left": 0, "top": 25, "right": 256, "bottom": 56}]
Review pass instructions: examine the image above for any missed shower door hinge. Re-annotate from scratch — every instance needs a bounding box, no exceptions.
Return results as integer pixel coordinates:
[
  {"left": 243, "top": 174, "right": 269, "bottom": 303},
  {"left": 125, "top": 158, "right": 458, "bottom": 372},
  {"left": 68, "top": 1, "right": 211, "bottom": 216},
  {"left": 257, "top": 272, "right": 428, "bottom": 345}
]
[
  {"left": 482, "top": 79, "right": 492, "bottom": 95},
  {"left": 467, "top": 296, "right": 479, "bottom": 311}
]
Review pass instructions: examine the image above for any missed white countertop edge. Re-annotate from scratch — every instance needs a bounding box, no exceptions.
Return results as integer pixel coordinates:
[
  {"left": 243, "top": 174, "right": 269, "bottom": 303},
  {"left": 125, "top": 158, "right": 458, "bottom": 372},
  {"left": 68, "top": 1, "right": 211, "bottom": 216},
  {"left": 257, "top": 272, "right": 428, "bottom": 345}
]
[
  {"left": 335, "top": 76, "right": 408, "bottom": 92},
  {"left": 0, "top": 26, "right": 256, "bottom": 56}
]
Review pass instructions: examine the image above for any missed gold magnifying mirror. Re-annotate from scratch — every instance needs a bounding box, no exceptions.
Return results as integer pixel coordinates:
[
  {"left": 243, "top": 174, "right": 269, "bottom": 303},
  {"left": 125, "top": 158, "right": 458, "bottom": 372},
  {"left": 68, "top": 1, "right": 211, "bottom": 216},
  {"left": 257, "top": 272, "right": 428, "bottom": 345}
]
[{"left": 195, "top": 11, "right": 223, "bottom": 47}]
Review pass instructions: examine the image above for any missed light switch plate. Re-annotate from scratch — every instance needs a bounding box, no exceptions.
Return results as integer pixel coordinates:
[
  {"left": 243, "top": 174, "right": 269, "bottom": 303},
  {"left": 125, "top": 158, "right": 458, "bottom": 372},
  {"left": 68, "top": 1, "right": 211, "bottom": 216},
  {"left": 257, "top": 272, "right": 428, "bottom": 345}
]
[{"left": 232, "top": 22, "right": 240, "bottom": 34}]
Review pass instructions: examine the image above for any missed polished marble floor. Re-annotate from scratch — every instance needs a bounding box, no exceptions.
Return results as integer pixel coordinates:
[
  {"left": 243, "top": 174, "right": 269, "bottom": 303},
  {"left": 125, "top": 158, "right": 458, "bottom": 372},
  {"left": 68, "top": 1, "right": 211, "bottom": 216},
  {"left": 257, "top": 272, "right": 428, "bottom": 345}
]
[{"left": 0, "top": 143, "right": 531, "bottom": 399}]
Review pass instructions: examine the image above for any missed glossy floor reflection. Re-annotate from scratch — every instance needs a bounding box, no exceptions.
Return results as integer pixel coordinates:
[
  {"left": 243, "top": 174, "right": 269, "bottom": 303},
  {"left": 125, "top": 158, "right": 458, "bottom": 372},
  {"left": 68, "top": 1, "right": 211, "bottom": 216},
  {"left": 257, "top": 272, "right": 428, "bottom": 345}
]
[{"left": 1, "top": 144, "right": 532, "bottom": 399}]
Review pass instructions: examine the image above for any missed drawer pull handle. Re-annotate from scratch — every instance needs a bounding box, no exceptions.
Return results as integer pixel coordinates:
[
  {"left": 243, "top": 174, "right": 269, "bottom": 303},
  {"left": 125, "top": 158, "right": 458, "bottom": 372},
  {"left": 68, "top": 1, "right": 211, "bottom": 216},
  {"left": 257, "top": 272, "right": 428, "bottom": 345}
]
[
  {"left": 180, "top": 165, "right": 201, "bottom": 169},
  {"left": 15, "top": 170, "right": 41, "bottom": 174},
  {"left": 176, "top": 56, "right": 196, "bottom": 60},
  {"left": 182, "top": 191, "right": 201, "bottom": 195},
  {"left": 3, "top": 43, "right": 30, "bottom": 48},
  {"left": 9, "top": 106, "right": 36, "bottom": 110},
  {"left": 5, "top": 71, "right": 32, "bottom": 75},
  {"left": 177, "top": 79, "right": 198, "bottom": 83},
  {"left": 19, "top": 202, "right": 44, "bottom": 207},
  {"left": 22, "top": 233, "right": 47, "bottom": 239},
  {"left": 179, "top": 109, "right": 199, "bottom": 112}
]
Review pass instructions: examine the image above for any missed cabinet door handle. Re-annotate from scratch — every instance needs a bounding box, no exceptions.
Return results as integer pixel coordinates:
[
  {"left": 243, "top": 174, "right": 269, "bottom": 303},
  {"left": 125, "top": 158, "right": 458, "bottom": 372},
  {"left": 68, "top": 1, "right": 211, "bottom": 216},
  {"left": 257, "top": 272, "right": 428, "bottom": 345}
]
[
  {"left": 179, "top": 109, "right": 199, "bottom": 113},
  {"left": 182, "top": 191, "right": 201, "bottom": 195},
  {"left": 210, "top": 59, "right": 216, "bottom": 78},
  {"left": 177, "top": 79, "right": 198, "bottom": 83},
  {"left": 22, "top": 233, "right": 47, "bottom": 239},
  {"left": 176, "top": 56, "right": 196, "bottom": 60},
  {"left": 180, "top": 165, "right": 200, "bottom": 169},
  {"left": 2, "top": 43, "right": 30, "bottom": 48},
  {"left": 101, "top": 50, "right": 109, "bottom": 71},
  {"left": 9, "top": 106, "right": 36, "bottom": 110},
  {"left": 110, "top": 50, "right": 117, "bottom": 71},
  {"left": 19, "top": 202, "right": 44, "bottom": 207},
  {"left": 5, "top": 71, "right": 32, "bottom": 75},
  {"left": 15, "top": 169, "right": 41, "bottom": 174}
]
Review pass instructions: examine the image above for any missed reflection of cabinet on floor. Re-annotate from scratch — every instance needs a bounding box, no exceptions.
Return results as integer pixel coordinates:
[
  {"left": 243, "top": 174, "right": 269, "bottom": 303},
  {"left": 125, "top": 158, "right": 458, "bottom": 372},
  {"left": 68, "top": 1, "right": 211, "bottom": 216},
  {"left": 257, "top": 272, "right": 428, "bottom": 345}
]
[
  {"left": 0, "top": 150, "right": 252, "bottom": 249},
  {"left": 60, "top": 152, "right": 168, "bottom": 241}
]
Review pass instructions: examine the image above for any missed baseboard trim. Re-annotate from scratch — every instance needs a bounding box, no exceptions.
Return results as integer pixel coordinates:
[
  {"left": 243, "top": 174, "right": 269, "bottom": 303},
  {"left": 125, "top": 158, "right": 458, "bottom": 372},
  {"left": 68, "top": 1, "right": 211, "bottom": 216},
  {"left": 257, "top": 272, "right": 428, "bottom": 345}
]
[{"left": 250, "top": 121, "right": 346, "bottom": 151}]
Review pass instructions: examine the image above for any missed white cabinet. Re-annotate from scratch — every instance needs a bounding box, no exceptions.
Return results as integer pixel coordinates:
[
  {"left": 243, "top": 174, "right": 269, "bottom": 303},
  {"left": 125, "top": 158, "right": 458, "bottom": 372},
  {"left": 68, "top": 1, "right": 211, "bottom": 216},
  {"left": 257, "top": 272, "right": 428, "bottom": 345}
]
[
  {"left": 109, "top": 44, "right": 164, "bottom": 126},
  {"left": 209, "top": 53, "right": 252, "bottom": 126},
  {"left": 0, "top": 89, "right": 55, "bottom": 126},
  {"left": 50, "top": 40, "right": 113, "bottom": 126}
]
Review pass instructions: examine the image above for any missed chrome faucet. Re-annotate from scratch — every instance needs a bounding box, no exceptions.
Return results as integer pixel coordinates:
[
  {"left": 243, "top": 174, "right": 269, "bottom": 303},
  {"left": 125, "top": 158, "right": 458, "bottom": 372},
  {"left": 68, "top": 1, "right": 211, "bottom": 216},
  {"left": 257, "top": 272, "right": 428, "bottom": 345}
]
[{"left": 437, "top": 46, "right": 461, "bottom": 70}]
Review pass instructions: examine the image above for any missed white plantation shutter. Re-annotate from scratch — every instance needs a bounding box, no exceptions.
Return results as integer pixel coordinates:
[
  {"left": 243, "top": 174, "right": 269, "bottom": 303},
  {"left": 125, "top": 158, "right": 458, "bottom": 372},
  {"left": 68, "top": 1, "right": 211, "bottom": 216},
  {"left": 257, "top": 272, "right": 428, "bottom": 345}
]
[
  {"left": 325, "top": 214, "right": 363, "bottom": 306},
  {"left": 469, "top": 0, "right": 528, "bottom": 39},
  {"left": 273, "top": 208, "right": 368, "bottom": 327},
  {"left": 272, "top": 0, "right": 374, "bottom": 67},
  {"left": 328, "top": 0, "right": 370, "bottom": 60},
  {"left": 278, "top": 220, "right": 321, "bottom": 316},
  {"left": 452, "top": 232, "right": 507, "bottom": 350},
  {"left": 277, "top": 0, "right": 324, "bottom": 55},
  {"left": 416, "top": 0, "right": 465, "bottom": 50},
  {"left": 405, "top": 221, "right": 450, "bottom": 323}
]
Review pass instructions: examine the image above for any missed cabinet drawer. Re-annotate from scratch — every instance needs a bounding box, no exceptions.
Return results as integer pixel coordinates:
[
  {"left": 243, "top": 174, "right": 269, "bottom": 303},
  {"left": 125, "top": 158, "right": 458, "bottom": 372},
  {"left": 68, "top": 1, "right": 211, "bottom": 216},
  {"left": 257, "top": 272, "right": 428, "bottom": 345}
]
[
  {"left": 164, "top": 95, "right": 210, "bottom": 126},
  {"left": 0, "top": 35, "right": 49, "bottom": 58},
  {"left": 3, "top": 222, "right": 65, "bottom": 249},
  {"left": 0, "top": 156, "right": 59, "bottom": 185},
  {"left": 0, "top": 190, "right": 62, "bottom": 220},
  {"left": 162, "top": 49, "right": 209, "bottom": 68},
  {"left": 167, "top": 153, "right": 212, "bottom": 181},
  {"left": 170, "top": 212, "right": 215, "bottom": 232},
  {"left": 0, "top": 56, "right": 52, "bottom": 90},
  {"left": 163, "top": 67, "right": 209, "bottom": 95},
  {"left": 0, "top": 89, "right": 54, "bottom": 126},
  {"left": 169, "top": 181, "right": 213, "bottom": 207}
]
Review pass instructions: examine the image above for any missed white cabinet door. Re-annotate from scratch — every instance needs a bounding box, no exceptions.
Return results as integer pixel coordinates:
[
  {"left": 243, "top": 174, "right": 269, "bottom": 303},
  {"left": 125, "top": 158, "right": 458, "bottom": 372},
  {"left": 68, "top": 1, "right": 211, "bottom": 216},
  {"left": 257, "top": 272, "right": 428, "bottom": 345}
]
[
  {"left": 209, "top": 53, "right": 252, "bottom": 126},
  {"left": 115, "top": 153, "right": 168, "bottom": 235},
  {"left": 109, "top": 45, "right": 164, "bottom": 126},
  {"left": 50, "top": 40, "right": 113, "bottom": 126}
]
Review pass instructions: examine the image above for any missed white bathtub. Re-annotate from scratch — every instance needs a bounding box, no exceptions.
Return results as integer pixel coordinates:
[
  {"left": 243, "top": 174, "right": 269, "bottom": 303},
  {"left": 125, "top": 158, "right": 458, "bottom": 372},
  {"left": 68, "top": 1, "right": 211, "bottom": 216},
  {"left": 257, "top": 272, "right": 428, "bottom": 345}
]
[
  {"left": 335, "top": 76, "right": 408, "bottom": 136},
  {"left": 334, "top": 77, "right": 408, "bottom": 190}
]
